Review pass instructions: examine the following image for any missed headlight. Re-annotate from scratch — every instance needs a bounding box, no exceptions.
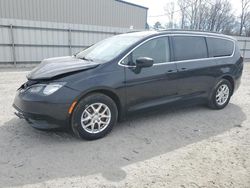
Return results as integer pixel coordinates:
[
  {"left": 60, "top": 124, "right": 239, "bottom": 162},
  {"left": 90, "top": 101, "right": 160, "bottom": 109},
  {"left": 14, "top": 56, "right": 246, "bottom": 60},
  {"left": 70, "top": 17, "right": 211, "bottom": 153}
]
[
  {"left": 28, "top": 84, "right": 44, "bottom": 93},
  {"left": 27, "top": 82, "right": 66, "bottom": 96},
  {"left": 43, "top": 83, "right": 65, "bottom": 95}
]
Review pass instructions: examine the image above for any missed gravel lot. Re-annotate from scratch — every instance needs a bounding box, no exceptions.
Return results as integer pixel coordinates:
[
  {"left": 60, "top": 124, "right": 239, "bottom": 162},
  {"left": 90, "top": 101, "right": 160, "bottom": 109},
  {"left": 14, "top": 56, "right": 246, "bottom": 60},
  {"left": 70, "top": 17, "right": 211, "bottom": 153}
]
[{"left": 0, "top": 64, "right": 250, "bottom": 188}]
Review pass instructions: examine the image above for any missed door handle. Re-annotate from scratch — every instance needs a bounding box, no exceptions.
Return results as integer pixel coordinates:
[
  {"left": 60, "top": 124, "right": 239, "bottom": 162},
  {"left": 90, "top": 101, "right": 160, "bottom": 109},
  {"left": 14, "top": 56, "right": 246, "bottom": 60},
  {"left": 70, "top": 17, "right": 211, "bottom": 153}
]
[
  {"left": 181, "top": 67, "right": 188, "bottom": 71},
  {"left": 167, "top": 69, "right": 176, "bottom": 73}
]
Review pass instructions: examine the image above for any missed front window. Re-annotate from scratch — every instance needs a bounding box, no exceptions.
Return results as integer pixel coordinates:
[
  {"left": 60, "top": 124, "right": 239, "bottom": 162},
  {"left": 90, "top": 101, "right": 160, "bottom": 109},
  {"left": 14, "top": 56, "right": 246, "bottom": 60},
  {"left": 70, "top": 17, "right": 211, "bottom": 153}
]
[
  {"left": 130, "top": 37, "right": 170, "bottom": 65},
  {"left": 75, "top": 35, "right": 143, "bottom": 62}
]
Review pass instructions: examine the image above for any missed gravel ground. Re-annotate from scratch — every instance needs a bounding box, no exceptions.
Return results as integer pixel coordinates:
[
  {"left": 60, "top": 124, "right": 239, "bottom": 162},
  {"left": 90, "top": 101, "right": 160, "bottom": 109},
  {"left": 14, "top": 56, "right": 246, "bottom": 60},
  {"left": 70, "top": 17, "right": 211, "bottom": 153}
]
[{"left": 0, "top": 64, "right": 250, "bottom": 188}]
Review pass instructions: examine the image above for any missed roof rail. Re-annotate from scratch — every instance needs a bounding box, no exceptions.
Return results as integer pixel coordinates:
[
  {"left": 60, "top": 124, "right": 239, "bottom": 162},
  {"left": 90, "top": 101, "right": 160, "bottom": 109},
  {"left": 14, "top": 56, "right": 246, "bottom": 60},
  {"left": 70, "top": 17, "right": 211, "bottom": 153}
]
[
  {"left": 158, "top": 29, "right": 223, "bottom": 35},
  {"left": 125, "top": 30, "right": 144, "bottom": 33}
]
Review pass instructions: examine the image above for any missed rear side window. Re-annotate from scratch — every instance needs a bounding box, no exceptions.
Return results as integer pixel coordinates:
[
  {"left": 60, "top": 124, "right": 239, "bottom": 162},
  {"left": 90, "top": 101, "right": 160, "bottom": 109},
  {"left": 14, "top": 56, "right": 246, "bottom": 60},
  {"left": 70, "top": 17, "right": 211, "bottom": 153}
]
[
  {"left": 172, "top": 36, "right": 208, "bottom": 61},
  {"left": 206, "top": 38, "right": 234, "bottom": 57},
  {"left": 131, "top": 37, "right": 170, "bottom": 64}
]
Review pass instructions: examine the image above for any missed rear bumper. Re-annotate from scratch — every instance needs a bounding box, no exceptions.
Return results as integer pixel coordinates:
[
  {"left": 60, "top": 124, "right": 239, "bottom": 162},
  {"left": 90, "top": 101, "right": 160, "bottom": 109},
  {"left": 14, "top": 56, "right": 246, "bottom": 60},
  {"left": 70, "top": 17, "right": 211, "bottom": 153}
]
[
  {"left": 233, "top": 63, "right": 243, "bottom": 93},
  {"left": 234, "top": 57, "right": 244, "bottom": 93},
  {"left": 234, "top": 76, "right": 241, "bottom": 93},
  {"left": 13, "top": 86, "right": 80, "bottom": 129}
]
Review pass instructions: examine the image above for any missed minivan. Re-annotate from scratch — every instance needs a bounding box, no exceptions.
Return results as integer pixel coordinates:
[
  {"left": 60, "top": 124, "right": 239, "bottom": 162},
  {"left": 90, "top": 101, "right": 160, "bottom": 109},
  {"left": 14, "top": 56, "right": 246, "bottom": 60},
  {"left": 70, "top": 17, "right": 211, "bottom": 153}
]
[{"left": 13, "top": 30, "right": 243, "bottom": 140}]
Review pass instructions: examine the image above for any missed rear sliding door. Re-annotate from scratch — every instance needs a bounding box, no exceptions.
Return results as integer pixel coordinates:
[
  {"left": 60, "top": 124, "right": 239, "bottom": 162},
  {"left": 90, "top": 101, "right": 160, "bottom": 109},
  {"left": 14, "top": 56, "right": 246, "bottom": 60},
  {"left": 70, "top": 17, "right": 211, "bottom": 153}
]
[{"left": 171, "top": 35, "right": 217, "bottom": 97}]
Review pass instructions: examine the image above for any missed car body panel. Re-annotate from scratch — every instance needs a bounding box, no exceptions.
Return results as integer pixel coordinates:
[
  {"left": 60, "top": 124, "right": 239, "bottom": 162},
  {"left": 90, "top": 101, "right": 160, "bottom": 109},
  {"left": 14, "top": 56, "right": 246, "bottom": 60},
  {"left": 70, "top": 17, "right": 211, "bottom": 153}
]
[
  {"left": 13, "top": 85, "right": 81, "bottom": 128},
  {"left": 174, "top": 58, "right": 218, "bottom": 98},
  {"left": 27, "top": 56, "right": 100, "bottom": 80},
  {"left": 125, "top": 63, "right": 179, "bottom": 111}
]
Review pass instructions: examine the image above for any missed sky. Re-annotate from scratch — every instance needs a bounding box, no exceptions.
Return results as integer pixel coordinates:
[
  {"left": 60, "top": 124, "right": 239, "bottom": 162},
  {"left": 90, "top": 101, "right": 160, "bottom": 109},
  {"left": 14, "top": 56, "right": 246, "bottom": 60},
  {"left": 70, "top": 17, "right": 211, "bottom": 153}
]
[{"left": 124, "top": 0, "right": 241, "bottom": 26}]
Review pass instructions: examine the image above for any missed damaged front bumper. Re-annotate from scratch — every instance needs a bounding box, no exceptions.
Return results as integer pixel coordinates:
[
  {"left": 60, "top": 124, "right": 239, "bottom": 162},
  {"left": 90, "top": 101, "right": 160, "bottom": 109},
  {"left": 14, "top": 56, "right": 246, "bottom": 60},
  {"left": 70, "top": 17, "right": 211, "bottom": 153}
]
[{"left": 13, "top": 83, "right": 81, "bottom": 130}]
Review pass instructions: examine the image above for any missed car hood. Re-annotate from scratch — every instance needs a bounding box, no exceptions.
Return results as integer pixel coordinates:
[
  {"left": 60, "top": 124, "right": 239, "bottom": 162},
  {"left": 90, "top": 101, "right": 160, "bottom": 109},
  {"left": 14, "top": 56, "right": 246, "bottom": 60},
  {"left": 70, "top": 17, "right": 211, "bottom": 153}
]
[{"left": 27, "top": 56, "right": 100, "bottom": 80}]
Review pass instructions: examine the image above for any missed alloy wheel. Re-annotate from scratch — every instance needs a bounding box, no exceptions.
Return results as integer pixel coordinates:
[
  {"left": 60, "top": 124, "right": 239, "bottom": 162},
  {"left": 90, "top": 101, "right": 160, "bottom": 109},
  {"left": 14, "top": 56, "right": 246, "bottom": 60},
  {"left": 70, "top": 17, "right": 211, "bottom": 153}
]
[
  {"left": 81, "top": 103, "right": 111, "bottom": 134},
  {"left": 215, "top": 84, "right": 230, "bottom": 106}
]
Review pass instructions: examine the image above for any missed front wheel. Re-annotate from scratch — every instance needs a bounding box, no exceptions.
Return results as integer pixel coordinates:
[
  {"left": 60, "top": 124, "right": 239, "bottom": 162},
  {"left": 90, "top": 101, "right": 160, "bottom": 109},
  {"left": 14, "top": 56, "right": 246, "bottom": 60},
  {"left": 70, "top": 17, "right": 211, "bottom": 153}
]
[
  {"left": 71, "top": 93, "right": 118, "bottom": 140},
  {"left": 208, "top": 79, "right": 233, "bottom": 109}
]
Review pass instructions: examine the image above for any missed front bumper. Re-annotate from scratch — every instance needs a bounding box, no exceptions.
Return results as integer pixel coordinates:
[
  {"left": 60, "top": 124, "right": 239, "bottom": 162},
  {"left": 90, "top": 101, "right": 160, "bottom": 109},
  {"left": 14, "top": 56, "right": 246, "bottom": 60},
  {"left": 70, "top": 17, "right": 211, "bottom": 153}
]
[
  {"left": 13, "top": 103, "right": 70, "bottom": 129},
  {"left": 13, "top": 85, "right": 80, "bottom": 129}
]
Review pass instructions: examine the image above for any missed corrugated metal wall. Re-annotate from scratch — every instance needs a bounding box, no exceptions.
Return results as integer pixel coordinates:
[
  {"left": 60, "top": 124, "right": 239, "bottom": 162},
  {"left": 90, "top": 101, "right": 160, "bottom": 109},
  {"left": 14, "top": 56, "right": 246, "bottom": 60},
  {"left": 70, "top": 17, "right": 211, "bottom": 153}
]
[
  {"left": 234, "top": 36, "right": 250, "bottom": 61},
  {"left": 0, "top": 18, "right": 249, "bottom": 66},
  {"left": 0, "top": 18, "right": 131, "bottom": 65},
  {"left": 0, "top": 0, "right": 147, "bottom": 29}
]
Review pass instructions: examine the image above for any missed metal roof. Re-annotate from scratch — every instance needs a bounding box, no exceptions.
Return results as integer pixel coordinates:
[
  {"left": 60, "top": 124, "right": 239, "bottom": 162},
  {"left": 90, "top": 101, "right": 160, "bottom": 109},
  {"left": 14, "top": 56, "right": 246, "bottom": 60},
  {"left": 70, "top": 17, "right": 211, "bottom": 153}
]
[
  {"left": 115, "top": 0, "right": 148, "bottom": 10},
  {"left": 0, "top": 0, "right": 148, "bottom": 29}
]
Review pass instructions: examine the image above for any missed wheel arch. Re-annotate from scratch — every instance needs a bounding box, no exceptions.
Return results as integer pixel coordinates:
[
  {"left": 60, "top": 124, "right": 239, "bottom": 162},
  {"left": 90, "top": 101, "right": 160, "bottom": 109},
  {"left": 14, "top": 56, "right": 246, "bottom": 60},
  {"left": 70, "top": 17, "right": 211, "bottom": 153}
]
[
  {"left": 209, "top": 75, "right": 235, "bottom": 101},
  {"left": 221, "top": 75, "right": 235, "bottom": 94},
  {"left": 73, "top": 87, "right": 124, "bottom": 121}
]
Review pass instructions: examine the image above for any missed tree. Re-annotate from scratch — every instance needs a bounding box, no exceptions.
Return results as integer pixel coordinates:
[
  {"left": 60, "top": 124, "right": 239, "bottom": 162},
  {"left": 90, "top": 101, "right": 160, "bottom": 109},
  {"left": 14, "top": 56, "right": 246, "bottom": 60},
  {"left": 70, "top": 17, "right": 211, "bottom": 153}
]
[
  {"left": 153, "top": 22, "right": 164, "bottom": 30},
  {"left": 165, "top": 0, "right": 238, "bottom": 35},
  {"left": 244, "top": 12, "right": 250, "bottom": 36},
  {"left": 207, "top": 0, "right": 235, "bottom": 33},
  {"left": 178, "top": 0, "right": 187, "bottom": 29},
  {"left": 164, "top": 1, "right": 175, "bottom": 29},
  {"left": 240, "top": 0, "right": 250, "bottom": 35}
]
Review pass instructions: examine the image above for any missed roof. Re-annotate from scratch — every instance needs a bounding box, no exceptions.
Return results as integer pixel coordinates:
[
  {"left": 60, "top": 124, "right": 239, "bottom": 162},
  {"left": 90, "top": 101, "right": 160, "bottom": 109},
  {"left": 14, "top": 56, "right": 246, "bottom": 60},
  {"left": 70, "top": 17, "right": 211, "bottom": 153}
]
[
  {"left": 122, "top": 31, "right": 158, "bottom": 37},
  {"left": 115, "top": 0, "right": 148, "bottom": 10},
  {"left": 122, "top": 30, "right": 235, "bottom": 41},
  {"left": 157, "top": 29, "right": 235, "bottom": 40}
]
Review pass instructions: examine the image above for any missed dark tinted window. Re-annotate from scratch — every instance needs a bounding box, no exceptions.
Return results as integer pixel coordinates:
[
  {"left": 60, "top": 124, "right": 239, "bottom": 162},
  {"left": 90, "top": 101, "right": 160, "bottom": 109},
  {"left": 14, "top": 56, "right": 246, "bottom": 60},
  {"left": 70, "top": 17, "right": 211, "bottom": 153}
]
[
  {"left": 131, "top": 37, "right": 170, "bottom": 64},
  {"left": 207, "top": 38, "right": 234, "bottom": 57},
  {"left": 172, "top": 36, "right": 208, "bottom": 61}
]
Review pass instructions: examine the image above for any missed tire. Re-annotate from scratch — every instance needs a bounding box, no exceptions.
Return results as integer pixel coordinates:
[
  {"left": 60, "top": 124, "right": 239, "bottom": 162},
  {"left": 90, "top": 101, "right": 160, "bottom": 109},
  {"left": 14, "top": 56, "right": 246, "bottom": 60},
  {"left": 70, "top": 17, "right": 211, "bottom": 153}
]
[
  {"left": 208, "top": 79, "right": 233, "bottom": 109},
  {"left": 71, "top": 93, "right": 118, "bottom": 140}
]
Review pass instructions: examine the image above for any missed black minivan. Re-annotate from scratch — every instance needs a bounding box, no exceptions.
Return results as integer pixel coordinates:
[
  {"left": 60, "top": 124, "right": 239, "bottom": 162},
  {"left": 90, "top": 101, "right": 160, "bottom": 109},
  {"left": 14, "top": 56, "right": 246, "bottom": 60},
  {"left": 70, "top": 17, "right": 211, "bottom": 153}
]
[{"left": 13, "top": 30, "right": 243, "bottom": 140}]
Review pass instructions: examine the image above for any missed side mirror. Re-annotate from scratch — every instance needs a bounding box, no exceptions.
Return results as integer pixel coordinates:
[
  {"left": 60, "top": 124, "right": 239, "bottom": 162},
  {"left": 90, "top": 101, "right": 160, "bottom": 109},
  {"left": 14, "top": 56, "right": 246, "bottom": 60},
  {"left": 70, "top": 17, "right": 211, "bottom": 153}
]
[{"left": 136, "top": 57, "right": 154, "bottom": 68}]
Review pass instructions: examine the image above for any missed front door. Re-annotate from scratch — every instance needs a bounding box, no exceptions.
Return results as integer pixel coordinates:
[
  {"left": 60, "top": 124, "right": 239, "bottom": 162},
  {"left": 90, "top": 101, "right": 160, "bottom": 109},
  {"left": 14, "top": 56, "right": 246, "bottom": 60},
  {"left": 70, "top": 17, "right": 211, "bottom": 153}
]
[{"left": 123, "top": 36, "right": 178, "bottom": 112}]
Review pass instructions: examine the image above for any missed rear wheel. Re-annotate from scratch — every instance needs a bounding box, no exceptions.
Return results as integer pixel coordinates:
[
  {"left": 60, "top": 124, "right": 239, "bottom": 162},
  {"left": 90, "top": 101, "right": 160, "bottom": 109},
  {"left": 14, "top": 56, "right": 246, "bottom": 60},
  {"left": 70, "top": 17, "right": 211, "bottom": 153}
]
[
  {"left": 208, "top": 79, "right": 233, "bottom": 109},
  {"left": 71, "top": 93, "right": 118, "bottom": 140}
]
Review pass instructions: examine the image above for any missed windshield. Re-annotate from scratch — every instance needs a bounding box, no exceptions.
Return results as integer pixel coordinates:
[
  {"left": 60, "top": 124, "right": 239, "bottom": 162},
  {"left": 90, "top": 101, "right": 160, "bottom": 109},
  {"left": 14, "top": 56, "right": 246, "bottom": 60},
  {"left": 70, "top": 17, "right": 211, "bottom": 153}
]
[{"left": 75, "top": 35, "right": 142, "bottom": 62}]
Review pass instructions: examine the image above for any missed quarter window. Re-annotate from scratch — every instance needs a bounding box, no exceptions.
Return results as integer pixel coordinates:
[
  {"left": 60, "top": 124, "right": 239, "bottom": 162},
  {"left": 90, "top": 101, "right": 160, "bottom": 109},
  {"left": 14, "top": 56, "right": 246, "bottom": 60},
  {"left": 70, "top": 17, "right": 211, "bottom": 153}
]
[
  {"left": 130, "top": 37, "right": 170, "bottom": 65},
  {"left": 206, "top": 38, "right": 234, "bottom": 57},
  {"left": 172, "top": 36, "right": 208, "bottom": 61}
]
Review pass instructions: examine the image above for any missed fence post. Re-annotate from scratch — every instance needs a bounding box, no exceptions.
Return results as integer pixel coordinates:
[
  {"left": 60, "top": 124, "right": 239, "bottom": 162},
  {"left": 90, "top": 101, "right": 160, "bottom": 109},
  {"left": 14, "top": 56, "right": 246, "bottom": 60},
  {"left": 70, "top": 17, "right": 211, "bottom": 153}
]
[
  {"left": 68, "top": 28, "right": 72, "bottom": 55},
  {"left": 243, "top": 40, "right": 247, "bottom": 60},
  {"left": 10, "top": 24, "right": 17, "bottom": 67}
]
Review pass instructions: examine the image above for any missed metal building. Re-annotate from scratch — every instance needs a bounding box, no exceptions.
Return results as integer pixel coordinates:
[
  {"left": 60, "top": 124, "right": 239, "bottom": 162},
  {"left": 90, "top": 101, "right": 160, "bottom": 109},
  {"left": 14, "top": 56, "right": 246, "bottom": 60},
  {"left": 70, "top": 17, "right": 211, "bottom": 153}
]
[
  {"left": 0, "top": 0, "right": 148, "bottom": 29},
  {"left": 0, "top": 0, "right": 148, "bottom": 66}
]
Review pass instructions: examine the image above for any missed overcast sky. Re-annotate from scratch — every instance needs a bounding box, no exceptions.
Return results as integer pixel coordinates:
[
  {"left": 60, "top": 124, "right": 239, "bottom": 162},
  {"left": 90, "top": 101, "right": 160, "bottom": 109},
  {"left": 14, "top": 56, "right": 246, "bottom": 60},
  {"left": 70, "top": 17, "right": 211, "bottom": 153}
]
[{"left": 124, "top": 0, "right": 241, "bottom": 26}]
